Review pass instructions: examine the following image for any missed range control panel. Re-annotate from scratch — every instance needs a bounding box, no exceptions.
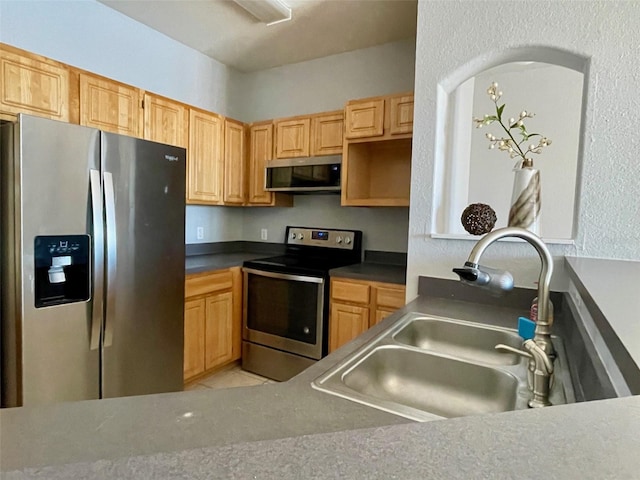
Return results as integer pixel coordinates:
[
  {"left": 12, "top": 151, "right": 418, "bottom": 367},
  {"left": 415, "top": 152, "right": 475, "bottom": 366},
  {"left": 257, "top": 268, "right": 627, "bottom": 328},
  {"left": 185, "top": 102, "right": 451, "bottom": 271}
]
[{"left": 286, "top": 227, "right": 358, "bottom": 250}]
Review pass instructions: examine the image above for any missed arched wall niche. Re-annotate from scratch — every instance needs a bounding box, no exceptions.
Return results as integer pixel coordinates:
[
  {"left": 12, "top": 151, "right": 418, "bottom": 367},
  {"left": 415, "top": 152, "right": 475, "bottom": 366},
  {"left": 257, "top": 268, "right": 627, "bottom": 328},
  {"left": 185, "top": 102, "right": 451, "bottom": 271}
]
[{"left": 431, "top": 46, "right": 589, "bottom": 243}]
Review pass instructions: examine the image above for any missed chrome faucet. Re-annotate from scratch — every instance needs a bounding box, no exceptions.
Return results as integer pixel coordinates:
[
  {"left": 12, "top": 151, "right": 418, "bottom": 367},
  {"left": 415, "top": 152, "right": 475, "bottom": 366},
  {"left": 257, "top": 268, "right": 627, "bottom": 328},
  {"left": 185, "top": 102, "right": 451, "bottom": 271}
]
[{"left": 453, "top": 226, "right": 555, "bottom": 356}]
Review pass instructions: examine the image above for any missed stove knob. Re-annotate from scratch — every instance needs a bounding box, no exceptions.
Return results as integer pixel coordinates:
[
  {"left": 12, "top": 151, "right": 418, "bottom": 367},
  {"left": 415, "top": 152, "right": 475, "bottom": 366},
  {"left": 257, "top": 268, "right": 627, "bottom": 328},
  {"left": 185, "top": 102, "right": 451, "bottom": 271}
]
[
  {"left": 344, "top": 237, "right": 352, "bottom": 245},
  {"left": 298, "top": 233, "right": 304, "bottom": 240},
  {"left": 290, "top": 232, "right": 297, "bottom": 240},
  {"left": 336, "top": 236, "right": 343, "bottom": 244}
]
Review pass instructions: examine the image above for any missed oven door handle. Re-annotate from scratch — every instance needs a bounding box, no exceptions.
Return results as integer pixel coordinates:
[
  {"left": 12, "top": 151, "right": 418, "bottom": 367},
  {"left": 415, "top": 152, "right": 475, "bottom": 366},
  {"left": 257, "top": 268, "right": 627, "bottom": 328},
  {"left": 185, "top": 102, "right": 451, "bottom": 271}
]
[{"left": 242, "top": 267, "right": 324, "bottom": 284}]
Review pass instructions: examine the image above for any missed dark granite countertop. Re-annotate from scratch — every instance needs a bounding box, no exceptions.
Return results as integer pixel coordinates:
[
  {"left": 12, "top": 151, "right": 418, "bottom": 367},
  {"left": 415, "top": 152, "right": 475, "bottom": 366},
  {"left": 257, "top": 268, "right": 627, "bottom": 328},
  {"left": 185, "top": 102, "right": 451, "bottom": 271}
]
[
  {"left": 184, "top": 241, "right": 284, "bottom": 275},
  {"left": 330, "top": 250, "right": 407, "bottom": 284},
  {"left": 3, "top": 259, "right": 639, "bottom": 478},
  {"left": 2, "top": 292, "right": 639, "bottom": 477},
  {"left": 330, "top": 263, "right": 406, "bottom": 285},
  {"left": 186, "top": 244, "right": 408, "bottom": 283}
]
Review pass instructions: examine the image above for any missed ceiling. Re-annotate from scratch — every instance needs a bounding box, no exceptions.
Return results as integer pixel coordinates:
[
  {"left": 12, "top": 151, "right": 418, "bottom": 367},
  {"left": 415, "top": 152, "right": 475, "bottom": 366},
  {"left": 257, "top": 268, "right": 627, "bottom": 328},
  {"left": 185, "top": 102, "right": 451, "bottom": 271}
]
[{"left": 98, "top": 0, "right": 418, "bottom": 73}]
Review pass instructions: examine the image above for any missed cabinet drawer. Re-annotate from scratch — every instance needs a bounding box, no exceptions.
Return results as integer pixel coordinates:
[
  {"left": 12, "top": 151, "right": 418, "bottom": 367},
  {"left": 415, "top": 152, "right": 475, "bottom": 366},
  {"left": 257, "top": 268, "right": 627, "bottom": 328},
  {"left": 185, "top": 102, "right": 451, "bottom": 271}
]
[
  {"left": 331, "top": 279, "right": 370, "bottom": 305},
  {"left": 376, "top": 285, "right": 405, "bottom": 309},
  {"left": 185, "top": 270, "right": 233, "bottom": 298}
]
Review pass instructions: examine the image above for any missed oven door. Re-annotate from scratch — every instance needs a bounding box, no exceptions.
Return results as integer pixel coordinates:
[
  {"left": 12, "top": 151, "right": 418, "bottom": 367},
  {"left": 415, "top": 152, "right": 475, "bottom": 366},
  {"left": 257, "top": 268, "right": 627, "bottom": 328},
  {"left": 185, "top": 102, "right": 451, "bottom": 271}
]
[{"left": 243, "top": 267, "right": 325, "bottom": 360}]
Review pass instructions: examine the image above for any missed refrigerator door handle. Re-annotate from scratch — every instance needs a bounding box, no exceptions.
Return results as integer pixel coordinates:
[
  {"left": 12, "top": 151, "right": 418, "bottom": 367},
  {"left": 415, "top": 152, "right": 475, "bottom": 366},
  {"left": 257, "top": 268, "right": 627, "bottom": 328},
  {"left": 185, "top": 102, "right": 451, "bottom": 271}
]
[
  {"left": 89, "top": 169, "right": 104, "bottom": 351},
  {"left": 103, "top": 171, "right": 117, "bottom": 348}
]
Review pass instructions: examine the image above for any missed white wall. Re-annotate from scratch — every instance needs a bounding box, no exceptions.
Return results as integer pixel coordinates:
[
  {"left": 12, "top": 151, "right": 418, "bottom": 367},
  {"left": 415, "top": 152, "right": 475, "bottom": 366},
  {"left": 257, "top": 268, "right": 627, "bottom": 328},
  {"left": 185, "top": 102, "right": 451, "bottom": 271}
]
[
  {"left": 0, "top": 0, "right": 245, "bottom": 243},
  {"left": 408, "top": 0, "right": 640, "bottom": 298},
  {"left": 239, "top": 39, "right": 415, "bottom": 252}
]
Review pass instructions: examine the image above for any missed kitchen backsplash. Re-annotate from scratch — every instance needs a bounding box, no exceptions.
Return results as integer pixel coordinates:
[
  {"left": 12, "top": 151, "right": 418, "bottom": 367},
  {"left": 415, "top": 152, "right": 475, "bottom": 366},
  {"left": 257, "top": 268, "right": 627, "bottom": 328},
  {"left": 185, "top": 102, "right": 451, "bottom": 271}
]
[{"left": 186, "top": 196, "right": 409, "bottom": 252}]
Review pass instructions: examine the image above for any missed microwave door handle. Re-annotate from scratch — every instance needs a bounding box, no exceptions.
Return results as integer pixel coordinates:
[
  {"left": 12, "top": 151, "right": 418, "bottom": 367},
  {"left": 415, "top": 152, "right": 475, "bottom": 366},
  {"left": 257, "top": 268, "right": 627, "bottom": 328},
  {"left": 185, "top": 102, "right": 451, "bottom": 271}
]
[
  {"left": 103, "top": 171, "right": 117, "bottom": 347},
  {"left": 89, "top": 169, "right": 104, "bottom": 351}
]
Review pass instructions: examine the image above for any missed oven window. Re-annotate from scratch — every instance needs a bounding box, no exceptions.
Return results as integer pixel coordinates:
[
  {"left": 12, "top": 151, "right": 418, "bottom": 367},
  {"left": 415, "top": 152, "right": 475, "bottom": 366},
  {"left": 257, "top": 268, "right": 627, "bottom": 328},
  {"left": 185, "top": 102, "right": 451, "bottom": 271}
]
[{"left": 246, "top": 273, "right": 320, "bottom": 344}]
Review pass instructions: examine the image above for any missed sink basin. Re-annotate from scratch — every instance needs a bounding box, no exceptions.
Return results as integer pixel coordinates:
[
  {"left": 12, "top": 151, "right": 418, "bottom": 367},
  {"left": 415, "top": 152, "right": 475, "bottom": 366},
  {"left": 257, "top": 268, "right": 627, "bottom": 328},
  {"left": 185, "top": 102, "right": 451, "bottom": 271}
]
[
  {"left": 393, "top": 317, "right": 523, "bottom": 366},
  {"left": 312, "top": 312, "right": 575, "bottom": 421},
  {"left": 343, "top": 346, "right": 520, "bottom": 418}
]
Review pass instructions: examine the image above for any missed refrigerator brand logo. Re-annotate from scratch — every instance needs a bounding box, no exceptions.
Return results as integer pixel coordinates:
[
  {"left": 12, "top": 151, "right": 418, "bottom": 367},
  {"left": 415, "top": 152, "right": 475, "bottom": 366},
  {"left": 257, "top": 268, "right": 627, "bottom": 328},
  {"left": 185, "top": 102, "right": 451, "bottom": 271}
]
[{"left": 165, "top": 155, "right": 179, "bottom": 162}]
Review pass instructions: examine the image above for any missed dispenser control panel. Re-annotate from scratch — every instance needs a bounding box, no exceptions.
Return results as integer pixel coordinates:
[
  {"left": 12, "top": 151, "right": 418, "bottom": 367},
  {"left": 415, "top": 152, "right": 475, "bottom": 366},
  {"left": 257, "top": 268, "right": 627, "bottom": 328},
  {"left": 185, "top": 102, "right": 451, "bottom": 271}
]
[{"left": 34, "top": 235, "right": 90, "bottom": 308}]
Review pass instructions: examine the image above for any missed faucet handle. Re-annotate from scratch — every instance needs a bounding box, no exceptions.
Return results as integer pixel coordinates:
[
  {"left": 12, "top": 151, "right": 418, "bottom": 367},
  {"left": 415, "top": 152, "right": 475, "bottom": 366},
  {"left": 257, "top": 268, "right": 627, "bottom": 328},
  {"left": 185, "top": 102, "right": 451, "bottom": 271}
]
[
  {"left": 522, "top": 339, "right": 553, "bottom": 374},
  {"left": 495, "top": 341, "right": 553, "bottom": 374},
  {"left": 495, "top": 343, "right": 531, "bottom": 359}
]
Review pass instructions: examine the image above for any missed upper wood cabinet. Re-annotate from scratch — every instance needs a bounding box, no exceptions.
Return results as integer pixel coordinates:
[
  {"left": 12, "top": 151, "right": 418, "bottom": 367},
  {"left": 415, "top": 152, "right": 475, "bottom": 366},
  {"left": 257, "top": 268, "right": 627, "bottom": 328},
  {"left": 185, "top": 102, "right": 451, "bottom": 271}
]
[
  {"left": 344, "top": 93, "right": 413, "bottom": 140},
  {"left": 143, "top": 92, "right": 188, "bottom": 148},
  {"left": 274, "top": 117, "right": 310, "bottom": 158},
  {"left": 0, "top": 44, "right": 70, "bottom": 122},
  {"left": 389, "top": 94, "right": 414, "bottom": 135},
  {"left": 342, "top": 92, "right": 414, "bottom": 207},
  {"left": 311, "top": 111, "right": 344, "bottom": 156},
  {"left": 248, "top": 122, "right": 273, "bottom": 205},
  {"left": 247, "top": 121, "right": 293, "bottom": 207},
  {"left": 187, "top": 108, "right": 224, "bottom": 205},
  {"left": 344, "top": 99, "right": 384, "bottom": 139},
  {"left": 223, "top": 118, "right": 247, "bottom": 205},
  {"left": 79, "top": 73, "right": 142, "bottom": 137}
]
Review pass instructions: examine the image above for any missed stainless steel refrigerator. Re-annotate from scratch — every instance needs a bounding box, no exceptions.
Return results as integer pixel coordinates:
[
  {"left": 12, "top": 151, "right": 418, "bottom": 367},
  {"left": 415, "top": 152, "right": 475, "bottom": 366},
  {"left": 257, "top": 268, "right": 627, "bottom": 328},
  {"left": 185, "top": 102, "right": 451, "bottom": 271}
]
[{"left": 1, "top": 114, "right": 185, "bottom": 407}]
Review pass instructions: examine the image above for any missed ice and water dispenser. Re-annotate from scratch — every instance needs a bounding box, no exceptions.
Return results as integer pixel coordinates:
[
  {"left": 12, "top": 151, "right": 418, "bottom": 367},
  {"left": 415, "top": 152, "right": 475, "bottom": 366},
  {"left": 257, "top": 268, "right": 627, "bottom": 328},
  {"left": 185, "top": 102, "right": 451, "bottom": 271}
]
[{"left": 34, "top": 235, "right": 90, "bottom": 308}]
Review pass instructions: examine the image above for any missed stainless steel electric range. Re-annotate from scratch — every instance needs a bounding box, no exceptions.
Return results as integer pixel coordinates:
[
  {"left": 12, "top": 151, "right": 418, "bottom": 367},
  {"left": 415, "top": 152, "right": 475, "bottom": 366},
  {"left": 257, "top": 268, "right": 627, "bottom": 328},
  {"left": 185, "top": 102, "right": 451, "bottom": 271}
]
[{"left": 242, "top": 226, "right": 363, "bottom": 381}]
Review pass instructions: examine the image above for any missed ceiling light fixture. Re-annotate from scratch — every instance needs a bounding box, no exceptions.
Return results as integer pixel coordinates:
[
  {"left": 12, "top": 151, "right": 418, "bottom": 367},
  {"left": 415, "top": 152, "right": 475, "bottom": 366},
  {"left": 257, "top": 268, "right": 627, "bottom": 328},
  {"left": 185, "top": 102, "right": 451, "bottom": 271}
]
[{"left": 232, "top": 0, "right": 292, "bottom": 25}]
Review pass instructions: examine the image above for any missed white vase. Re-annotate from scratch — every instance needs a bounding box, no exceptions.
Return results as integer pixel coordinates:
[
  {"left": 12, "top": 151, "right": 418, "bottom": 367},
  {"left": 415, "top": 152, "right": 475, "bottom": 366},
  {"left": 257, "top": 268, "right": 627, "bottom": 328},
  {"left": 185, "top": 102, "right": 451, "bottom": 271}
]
[{"left": 508, "top": 166, "right": 541, "bottom": 235}]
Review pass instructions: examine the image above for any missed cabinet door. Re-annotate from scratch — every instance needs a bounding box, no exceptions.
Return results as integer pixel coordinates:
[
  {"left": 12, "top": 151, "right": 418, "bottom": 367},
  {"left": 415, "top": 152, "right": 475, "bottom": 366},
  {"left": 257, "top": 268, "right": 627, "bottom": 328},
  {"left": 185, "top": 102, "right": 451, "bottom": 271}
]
[
  {"left": 187, "top": 109, "right": 224, "bottom": 205},
  {"left": 344, "top": 99, "right": 384, "bottom": 139},
  {"left": 143, "top": 93, "right": 188, "bottom": 148},
  {"left": 389, "top": 94, "right": 414, "bottom": 135},
  {"left": 0, "top": 46, "right": 69, "bottom": 121},
  {"left": 329, "top": 303, "right": 369, "bottom": 353},
  {"left": 375, "top": 284, "right": 406, "bottom": 310},
  {"left": 223, "top": 118, "right": 246, "bottom": 205},
  {"left": 275, "top": 118, "right": 310, "bottom": 158},
  {"left": 184, "top": 298, "right": 206, "bottom": 381},
  {"left": 79, "top": 73, "right": 142, "bottom": 136},
  {"left": 248, "top": 122, "right": 274, "bottom": 205},
  {"left": 311, "top": 112, "right": 344, "bottom": 156},
  {"left": 205, "top": 291, "right": 234, "bottom": 370}
]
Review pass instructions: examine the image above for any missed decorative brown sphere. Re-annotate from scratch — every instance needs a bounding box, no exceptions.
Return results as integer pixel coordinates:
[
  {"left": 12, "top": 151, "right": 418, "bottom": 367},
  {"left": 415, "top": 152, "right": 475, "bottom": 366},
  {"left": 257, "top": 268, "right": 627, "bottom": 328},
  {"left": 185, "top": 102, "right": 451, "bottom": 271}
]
[{"left": 461, "top": 203, "right": 497, "bottom": 235}]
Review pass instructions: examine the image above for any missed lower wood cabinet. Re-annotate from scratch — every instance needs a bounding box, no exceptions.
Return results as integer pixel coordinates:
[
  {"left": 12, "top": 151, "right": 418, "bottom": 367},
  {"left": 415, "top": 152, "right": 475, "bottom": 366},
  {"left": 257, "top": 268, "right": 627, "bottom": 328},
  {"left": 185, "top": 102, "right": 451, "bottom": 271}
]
[
  {"left": 183, "top": 267, "right": 242, "bottom": 383},
  {"left": 329, "top": 277, "right": 406, "bottom": 352}
]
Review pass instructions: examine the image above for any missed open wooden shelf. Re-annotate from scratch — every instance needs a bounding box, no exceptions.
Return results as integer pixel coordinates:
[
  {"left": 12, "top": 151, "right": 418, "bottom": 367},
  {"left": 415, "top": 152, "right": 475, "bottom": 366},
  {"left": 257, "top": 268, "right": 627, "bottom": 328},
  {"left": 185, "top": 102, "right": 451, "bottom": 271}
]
[{"left": 341, "top": 137, "right": 412, "bottom": 207}]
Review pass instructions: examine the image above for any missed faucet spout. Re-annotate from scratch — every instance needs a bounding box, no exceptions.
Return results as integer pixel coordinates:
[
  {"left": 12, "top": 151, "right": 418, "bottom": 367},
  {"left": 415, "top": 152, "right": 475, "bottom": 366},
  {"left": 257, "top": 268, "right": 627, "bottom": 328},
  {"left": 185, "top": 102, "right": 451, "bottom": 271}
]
[{"left": 454, "top": 227, "right": 555, "bottom": 356}]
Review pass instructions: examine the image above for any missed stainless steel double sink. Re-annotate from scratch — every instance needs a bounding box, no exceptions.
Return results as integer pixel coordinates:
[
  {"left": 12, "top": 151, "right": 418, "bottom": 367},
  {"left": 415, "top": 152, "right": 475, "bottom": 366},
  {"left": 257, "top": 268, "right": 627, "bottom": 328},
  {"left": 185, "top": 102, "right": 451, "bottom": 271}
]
[{"left": 312, "top": 312, "right": 575, "bottom": 421}]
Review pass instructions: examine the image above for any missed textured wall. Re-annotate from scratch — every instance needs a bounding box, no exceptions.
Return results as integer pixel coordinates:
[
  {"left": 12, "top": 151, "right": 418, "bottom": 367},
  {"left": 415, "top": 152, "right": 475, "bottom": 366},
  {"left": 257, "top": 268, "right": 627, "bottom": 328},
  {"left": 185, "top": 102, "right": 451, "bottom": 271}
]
[
  {"left": 408, "top": 0, "right": 640, "bottom": 298},
  {"left": 237, "top": 39, "right": 416, "bottom": 122},
  {"left": 0, "top": 0, "right": 244, "bottom": 118}
]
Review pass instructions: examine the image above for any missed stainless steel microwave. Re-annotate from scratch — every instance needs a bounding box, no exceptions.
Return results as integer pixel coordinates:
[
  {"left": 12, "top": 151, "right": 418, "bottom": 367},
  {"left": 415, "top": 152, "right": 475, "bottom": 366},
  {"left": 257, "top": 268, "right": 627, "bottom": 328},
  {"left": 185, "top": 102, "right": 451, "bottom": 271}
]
[{"left": 265, "top": 155, "right": 341, "bottom": 193}]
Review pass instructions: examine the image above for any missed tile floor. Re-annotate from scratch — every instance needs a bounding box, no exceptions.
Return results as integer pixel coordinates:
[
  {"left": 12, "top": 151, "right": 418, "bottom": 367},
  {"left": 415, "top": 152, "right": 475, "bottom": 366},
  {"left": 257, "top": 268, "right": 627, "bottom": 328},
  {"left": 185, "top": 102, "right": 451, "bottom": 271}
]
[{"left": 184, "top": 363, "right": 276, "bottom": 391}]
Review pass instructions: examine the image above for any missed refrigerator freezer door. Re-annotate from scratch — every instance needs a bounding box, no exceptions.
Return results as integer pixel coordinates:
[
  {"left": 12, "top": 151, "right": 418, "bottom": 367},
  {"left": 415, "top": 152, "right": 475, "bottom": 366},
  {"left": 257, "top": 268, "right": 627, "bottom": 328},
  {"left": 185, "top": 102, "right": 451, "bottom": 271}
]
[
  {"left": 7, "top": 115, "right": 101, "bottom": 406},
  {"left": 101, "top": 133, "right": 185, "bottom": 398}
]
